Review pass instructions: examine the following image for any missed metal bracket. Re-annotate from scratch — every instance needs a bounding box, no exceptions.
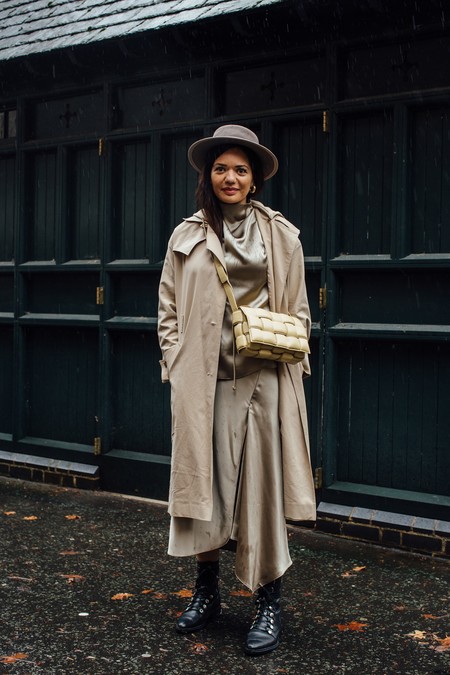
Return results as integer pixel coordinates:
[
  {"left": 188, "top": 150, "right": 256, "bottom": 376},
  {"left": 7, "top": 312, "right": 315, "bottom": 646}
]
[
  {"left": 96, "top": 286, "right": 104, "bottom": 305},
  {"left": 93, "top": 437, "right": 102, "bottom": 456},
  {"left": 319, "top": 287, "right": 327, "bottom": 310},
  {"left": 314, "top": 466, "right": 323, "bottom": 489}
]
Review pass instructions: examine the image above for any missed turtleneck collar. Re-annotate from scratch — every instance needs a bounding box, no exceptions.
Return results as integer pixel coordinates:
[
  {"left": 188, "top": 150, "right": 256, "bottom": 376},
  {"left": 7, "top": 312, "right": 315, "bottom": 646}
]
[{"left": 220, "top": 201, "right": 253, "bottom": 225}]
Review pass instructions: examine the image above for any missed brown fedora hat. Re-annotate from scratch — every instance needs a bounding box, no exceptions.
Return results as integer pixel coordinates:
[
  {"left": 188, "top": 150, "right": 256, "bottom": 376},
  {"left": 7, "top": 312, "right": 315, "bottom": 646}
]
[{"left": 188, "top": 124, "right": 278, "bottom": 180}]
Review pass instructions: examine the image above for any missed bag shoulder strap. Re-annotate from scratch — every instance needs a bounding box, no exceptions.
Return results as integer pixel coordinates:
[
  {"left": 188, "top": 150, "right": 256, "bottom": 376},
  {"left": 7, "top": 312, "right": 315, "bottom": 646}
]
[{"left": 212, "top": 255, "right": 239, "bottom": 313}]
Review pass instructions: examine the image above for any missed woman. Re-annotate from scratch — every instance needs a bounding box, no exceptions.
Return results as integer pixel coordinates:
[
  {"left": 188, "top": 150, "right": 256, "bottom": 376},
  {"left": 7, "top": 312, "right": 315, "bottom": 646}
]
[{"left": 158, "top": 124, "right": 315, "bottom": 655}]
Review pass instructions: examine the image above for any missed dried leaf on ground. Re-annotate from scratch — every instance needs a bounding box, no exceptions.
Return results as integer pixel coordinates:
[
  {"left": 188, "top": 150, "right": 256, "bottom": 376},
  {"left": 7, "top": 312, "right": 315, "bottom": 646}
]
[
  {"left": 111, "top": 592, "right": 134, "bottom": 600},
  {"left": 65, "top": 514, "right": 81, "bottom": 520},
  {"left": 405, "top": 630, "right": 428, "bottom": 640},
  {"left": 422, "top": 613, "right": 443, "bottom": 620},
  {"left": 173, "top": 589, "right": 193, "bottom": 598},
  {"left": 153, "top": 592, "right": 168, "bottom": 599},
  {"left": 3, "top": 511, "right": 16, "bottom": 516},
  {"left": 432, "top": 635, "right": 450, "bottom": 652},
  {"left": 61, "top": 574, "right": 85, "bottom": 583},
  {"left": 352, "top": 566, "right": 367, "bottom": 572},
  {"left": 141, "top": 589, "right": 154, "bottom": 595},
  {"left": 335, "top": 621, "right": 368, "bottom": 632},
  {"left": 230, "top": 589, "right": 252, "bottom": 597},
  {"left": 0, "top": 653, "right": 29, "bottom": 664},
  {"left": 23, "top": 515, "right": 38, "bottom": 521},
  {"left": 190, "top": 642, "right": 208, "bottom": 653}
]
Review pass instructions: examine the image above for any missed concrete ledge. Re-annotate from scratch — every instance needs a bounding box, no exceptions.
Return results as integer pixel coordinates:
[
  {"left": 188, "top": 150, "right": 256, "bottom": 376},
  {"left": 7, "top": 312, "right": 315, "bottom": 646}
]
[
  {"left": 0, "top": 450, "right": 99, "bottom": 490},
  {"left": 316, "top": 501, "right": 450, "bottom": 559}
]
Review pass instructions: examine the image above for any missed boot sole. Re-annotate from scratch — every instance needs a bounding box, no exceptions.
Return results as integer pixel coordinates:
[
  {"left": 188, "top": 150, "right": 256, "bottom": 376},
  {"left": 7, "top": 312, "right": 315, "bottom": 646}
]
[
  {"left": 244, "top": 637, "right": 280, "bottom": 656},
  {"left": 175, "top": 607, "right": 222, "bottom": 634}
]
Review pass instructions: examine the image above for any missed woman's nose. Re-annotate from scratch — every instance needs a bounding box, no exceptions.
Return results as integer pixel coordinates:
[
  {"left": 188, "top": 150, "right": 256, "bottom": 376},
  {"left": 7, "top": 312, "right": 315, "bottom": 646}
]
[{"left": 224, "top": 170, "right": 236, "bottom": 183}]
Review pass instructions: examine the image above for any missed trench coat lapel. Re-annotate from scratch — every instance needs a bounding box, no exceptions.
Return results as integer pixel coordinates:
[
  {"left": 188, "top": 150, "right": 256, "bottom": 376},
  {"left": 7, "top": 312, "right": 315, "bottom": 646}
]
[{"left": 254, "top": 204, "right": 299, "bottom": 311}]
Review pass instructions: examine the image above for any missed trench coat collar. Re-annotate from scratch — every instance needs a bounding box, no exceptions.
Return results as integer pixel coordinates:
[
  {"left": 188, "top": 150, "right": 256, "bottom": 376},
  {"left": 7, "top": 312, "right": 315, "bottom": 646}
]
[{"left": 173, "top": 210, "right": 226, "bottom": 267}]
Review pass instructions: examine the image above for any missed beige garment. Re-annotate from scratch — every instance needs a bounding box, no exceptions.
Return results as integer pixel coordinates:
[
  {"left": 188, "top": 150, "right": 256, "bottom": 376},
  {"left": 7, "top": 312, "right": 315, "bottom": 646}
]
[
  {"left": 168, "top": 367, "right": 291, "bottom": 591},
  {"left": 168, "top": 202, "right": 290, "bottom": 591}
]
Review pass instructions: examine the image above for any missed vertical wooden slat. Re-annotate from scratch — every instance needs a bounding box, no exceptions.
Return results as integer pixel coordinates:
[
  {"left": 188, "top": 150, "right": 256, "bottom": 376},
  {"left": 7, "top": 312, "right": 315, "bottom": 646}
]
[
  {"left": 28, "top": 151, "right": 57, "bottom": 261},
  {"left": 69, "top": 146, "right": 101, "bottom": 260},
  {"left": 276, "top": 121, "right": 323, "bottom": 256},
  {"left": 0, "top": 326, "right": 13, "bottom": 434},
  {"left": 411, "top": 107, "right": 450, "bottom": 254},
  {"left": 340, "top": 111, "right": 393, "bottom": 255},
  {"left": 0, "top": 155, "right": 15, "bottom": 261}
]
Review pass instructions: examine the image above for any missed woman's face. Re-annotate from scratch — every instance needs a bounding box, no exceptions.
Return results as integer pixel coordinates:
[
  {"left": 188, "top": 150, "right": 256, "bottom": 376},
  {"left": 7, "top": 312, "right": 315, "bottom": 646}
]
[{"left": 210, "top": 147, "right": 254, "bottom": 205}]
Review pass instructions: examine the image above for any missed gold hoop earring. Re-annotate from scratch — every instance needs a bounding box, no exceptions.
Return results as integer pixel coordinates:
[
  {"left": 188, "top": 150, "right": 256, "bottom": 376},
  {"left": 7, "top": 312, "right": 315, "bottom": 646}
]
[{"left": 249, "top": 185, "right": 256, "bottom": 194}]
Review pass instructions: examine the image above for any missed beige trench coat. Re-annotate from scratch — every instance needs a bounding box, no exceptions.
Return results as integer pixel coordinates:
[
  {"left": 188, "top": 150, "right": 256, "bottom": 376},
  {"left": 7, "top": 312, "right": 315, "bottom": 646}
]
[{"left": 158, "top": 200, "right": 316, "bottom": 523}]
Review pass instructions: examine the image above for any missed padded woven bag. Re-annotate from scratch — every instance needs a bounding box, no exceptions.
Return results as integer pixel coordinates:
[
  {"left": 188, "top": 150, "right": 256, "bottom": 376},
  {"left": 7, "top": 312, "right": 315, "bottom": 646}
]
[
  {"left": 213, "top": 254, "right": 310, "bottom": 364},
  {"left": 232, "top": 306, "right": 309, "bottom": 362}
]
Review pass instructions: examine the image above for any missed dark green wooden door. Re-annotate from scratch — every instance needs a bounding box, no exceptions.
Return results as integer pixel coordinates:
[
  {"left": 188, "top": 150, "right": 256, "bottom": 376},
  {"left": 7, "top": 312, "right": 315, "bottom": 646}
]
[{"left": 320, "top": 101, "right": 450, "bottom": 517}]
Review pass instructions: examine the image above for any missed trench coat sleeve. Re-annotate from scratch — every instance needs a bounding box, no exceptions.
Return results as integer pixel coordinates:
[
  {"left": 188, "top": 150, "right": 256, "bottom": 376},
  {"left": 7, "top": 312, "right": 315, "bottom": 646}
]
[
  {"left": 158, "top": 242, "right": 178, "bottom": 383},
  {"left": 287, "top": 239, "right": 312, "bottom": 378}
]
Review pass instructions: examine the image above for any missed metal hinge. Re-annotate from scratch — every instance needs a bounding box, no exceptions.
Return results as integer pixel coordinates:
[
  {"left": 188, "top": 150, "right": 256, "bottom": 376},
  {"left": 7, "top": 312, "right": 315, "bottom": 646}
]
[
  {"left": 319, "top": 287, "right": 327, "bottom": 310},
  {"left": 96, "top": 286, "right": 104, "bottom": 305},
  {"left": 98, "top": 137, "right": 105, "bottom": 156},
  {"left": 322, "top": 110, "right": 330, "bottom": 133},
  {"left": 93, "top": 437, "right": 102, "bottom": 456},
  {"left": 314, "top": 467, "right": 323, "bottom": 489}
]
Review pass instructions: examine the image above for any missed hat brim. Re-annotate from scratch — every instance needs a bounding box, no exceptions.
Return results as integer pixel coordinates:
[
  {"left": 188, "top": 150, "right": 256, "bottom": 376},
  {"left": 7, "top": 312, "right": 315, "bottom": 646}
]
[{"left": 188, "top": 136, "right": 278, "bottom": 180}]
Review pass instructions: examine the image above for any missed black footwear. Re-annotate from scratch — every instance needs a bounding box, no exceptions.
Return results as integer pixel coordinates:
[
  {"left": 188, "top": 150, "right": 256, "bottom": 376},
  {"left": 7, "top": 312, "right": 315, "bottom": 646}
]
[
  {"left": 244, "top": 578, "right": 282, "bottom": 655},
  {"left": 176, "top": 560, "right": 221, "bottom": 634}
]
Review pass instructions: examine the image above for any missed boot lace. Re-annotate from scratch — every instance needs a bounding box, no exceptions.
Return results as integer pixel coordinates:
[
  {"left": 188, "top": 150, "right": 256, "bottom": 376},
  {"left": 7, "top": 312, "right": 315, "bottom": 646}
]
[{"left": 250, "top": 596, "right": 276, "bottom": 636}]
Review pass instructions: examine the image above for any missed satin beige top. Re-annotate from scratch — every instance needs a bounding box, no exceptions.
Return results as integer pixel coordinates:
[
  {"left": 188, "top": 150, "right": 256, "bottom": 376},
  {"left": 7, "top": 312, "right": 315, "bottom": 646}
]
[{"left": 217, "top": 202, "right": 275, "bottom": 380}]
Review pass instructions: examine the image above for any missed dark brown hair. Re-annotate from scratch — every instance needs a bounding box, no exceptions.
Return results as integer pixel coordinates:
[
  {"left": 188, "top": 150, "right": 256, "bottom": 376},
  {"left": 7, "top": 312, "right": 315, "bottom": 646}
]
[{"left": 195, "top": 144, "right": 264, "bottom": 240}]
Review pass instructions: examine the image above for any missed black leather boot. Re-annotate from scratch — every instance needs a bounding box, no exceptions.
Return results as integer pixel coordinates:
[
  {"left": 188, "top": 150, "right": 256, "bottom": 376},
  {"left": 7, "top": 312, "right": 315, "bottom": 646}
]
[
  {"left": 244, "top": 577, "right": 282, "bottom": 655},
  {"left": 175, "top": 560, "right": 221, "bottom": 634}
]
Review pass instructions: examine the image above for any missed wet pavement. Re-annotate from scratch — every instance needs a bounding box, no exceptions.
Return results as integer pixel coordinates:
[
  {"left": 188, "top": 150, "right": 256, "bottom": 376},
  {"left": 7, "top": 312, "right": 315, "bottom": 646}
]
[{"left": 1, "top": 476, "right": 449, "bottom": 675}]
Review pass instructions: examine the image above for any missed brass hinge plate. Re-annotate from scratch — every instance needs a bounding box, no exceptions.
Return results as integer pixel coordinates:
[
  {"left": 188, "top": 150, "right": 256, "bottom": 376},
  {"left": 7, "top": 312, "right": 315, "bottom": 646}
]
[
  {"left": 93, "top": 437, "right": 102, "bottom": 456},
  {"left": 322, "top": 110, "right": 330, "bottom": 133},
  {"left": 314, "top": 467, "right": 323, "bottom": 489},
  {"left": 98, "top": 137, "right": 105, "bottom": 156},
  {"left": 96, "top": 286, "right": 104, "bottom": 305},
  {"left": 319, "top": 287, "right": 327, "bottom": 310}
]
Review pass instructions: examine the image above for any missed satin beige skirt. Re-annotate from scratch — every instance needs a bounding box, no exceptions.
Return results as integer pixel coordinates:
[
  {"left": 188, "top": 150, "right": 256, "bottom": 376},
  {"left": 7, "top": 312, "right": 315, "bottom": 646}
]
[{"left": 168, "top": 367, "right": 291, "bottom": 592}]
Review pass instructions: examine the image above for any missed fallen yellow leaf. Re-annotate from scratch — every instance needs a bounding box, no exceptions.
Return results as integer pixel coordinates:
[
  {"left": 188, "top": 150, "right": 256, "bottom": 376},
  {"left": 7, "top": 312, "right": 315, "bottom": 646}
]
[
  {"left": 111, "top": 592, "right": 134, "bottom": 600},
  {"left": 3, "top": 511, "right": 16, "bottom": 516},
  {"left": 352, "top": 566, "right": 367, "bottom": 573},
  {"left": 0, "top": 653, "right": 29, "bottom": 664},
  {"left": 23, "top": 515, "right": 38, "bottom": 521},
  {"left": 335, "top": 621, "right": 368, "bottom": 632},
  {"left": 191, "top": 642, "right": 208, "bottom": 653},
  {"left": 173, "top": 589, "right": 193, "bottom": 598},
  {"left": 61, "top": 574, "right": 85, "bottom": 583},
  {"left": 141, "top": 589, "right": 154, "bottom": 595},
  {"left": 405, "top": 630, "right": 428, "bottom": 640},
  {"left": 65, "top": 514, "right": 81, "bottom": 520},
  {"left": 230, "top": 589, "right": 253, "bottom": 597}
]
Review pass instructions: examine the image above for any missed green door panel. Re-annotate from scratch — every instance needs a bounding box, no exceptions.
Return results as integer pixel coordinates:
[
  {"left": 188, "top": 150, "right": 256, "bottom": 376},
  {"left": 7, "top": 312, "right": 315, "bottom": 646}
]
[
  {"left": 335, "top": 339, "right": 450, "bottom": 497},
  {"left": 24, "top": 326, "right": 99, "bottom": 447}
]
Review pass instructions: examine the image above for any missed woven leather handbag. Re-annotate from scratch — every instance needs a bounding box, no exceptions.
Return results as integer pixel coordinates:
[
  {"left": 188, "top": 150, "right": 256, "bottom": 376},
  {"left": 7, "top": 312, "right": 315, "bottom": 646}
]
[{"left": 213, "top": 256, "right": 310, "bottom": 363}]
